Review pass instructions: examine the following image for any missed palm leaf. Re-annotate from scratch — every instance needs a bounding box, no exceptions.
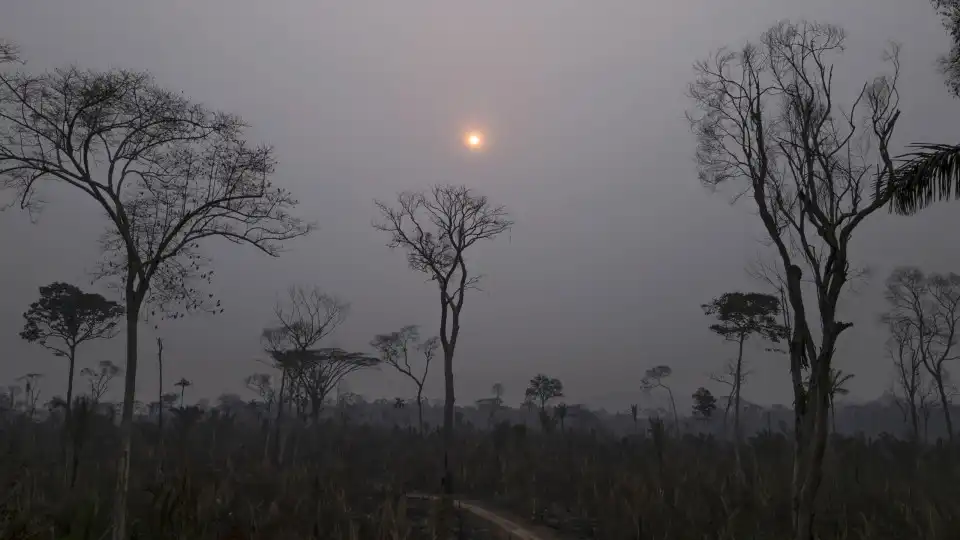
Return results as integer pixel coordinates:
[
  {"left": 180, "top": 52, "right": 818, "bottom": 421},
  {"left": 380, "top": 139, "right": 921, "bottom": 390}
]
[{"left": 885, "top": 143, "right": 960, "bottom": 215}]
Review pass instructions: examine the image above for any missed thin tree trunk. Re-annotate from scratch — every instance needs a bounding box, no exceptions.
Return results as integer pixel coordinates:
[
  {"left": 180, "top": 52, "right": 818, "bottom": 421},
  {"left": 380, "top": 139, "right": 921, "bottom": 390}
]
[
  {"left": 733, "top": 335, "right": 745, "bottom": 477},
  {"left": 662, "top": 385, "right": 679, "bottom": 437},
  {"left": 63, "top": 345, "right": 77, "bottom": 488},
  {"left": 111, "top": 290, "right": 142, "bottom": 540},
  {"left": 934, "top": 374, "right": 955, "bottom": 443},
  {"left": 442, "top": 348, "right": 455, "bottom": 492},
  {"left": 416, "top": 387, "right": 424, "bottom": 435}
]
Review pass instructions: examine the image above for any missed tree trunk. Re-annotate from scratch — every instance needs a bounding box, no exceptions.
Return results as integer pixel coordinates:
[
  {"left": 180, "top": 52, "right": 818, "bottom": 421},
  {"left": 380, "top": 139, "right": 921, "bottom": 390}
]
[
  {"left": 910, "top": 397, "right": 920, "bottom": 445},
  {"left": 269, "top": 369, "right": 287, "bottom": 467},
  {"left": 666, "top": 386, "right": 679, "bottom": 437},
  {"left": 442, "top": 347, "right": 455, "bottom": 493},
  {"left": 416, "top": 387, "right": 424, "bottom": 435},
  {"left": 934, "top": 373, "right": 955, "bottom": 443},
  {"left": 792, "top": 367, "right": 831, "bottom": 540},
  {"left": 733, "top": 335, "right": 745, "bottom": 477},
  {"left": 111, "top": 291, "right": 142, "bottom": 540},
  {"left": 157, "top": 338, "right": 164, "bottom": 440},
  {"left": 63, "top": 345, "right": 77, "bottom": 488}
]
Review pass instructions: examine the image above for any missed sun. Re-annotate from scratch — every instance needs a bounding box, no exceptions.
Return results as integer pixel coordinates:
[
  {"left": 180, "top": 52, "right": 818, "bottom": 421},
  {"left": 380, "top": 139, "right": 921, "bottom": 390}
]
[{"left": 464, "top": 131, "right": 484, "bottom": 150}]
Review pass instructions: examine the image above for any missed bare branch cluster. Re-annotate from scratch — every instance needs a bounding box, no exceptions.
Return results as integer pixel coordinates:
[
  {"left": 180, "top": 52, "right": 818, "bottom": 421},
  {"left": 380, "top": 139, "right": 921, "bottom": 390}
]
[
  {"left": 373, "top": 185, "right": 513, "bottom": 316},
  {"left": 0, "top": 68, "right": 313, "bottom": 314}
]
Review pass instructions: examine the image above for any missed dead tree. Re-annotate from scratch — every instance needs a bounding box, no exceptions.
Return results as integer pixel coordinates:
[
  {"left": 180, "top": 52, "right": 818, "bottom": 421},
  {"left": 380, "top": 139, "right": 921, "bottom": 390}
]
[
  {"left": 0, "top": 67, "right": 312, "bottom": 540},
  {"left": 883, "top": 267, "right": 960, "bottom": 442},
  {"left": 373, "top": 184, "right": 512, "bottom": 499},
  {"left": 688, "top": 21, "right": 902, "bottom": 540},
  {"left": 271, "top": 286, "right": 350, "bottom": 419},
  {"left": 371, "top": 325, "right": 437, "bottom": 434},
  {"left": 641, "top": 366, "right": 679, "bottom": 436},
  {"left": 710, "top": 357, "right": 753, "bottom": 434}
]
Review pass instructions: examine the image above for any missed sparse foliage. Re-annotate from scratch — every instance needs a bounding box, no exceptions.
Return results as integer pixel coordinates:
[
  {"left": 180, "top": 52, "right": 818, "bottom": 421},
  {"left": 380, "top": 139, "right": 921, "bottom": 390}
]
[
  {"left": 689, "top": 21, "right": 903, "bottom": 540},
  {"left": 0, "top": 66, "right": 313, "bottom": 538},
  {"left": 882, "top": 267, "right": 960, "bottom": 442},
  {"left": 641, "top": 366, "right": 680, "bottom": 436},
  {"left": 80, "top": 361, "right": 122, "bottom": 404},
  {"left": 692, "top": 387, "right": 718, "bottom": 419},
  {"left": 374, "top": 184, "right": 512, "bottom": 499},
  {"left": 524, "top": 374, "right": 564, "bottom": 412},
  {"left": 20, "top": 282, "right": 123, "bottom": 437},
  {"left": 371, "top": 325, "right": 437, "bottom": 433}
]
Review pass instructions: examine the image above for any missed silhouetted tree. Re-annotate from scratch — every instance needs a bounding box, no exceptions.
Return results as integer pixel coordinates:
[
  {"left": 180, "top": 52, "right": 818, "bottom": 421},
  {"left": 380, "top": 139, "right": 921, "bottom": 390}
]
[
  {"left": 630, "top": 403, "right": 639, "bottom": 433},
  {"left": 270, "top": 286, "right": 350, "bottom": 419},
  {"left": 689, "top": 21, "right": 902, "bottom": 540},
  {"left": 17, "top": 373, "right": 43, "bottom": 418},
  {"left": 371, "top": 325, "right": 437, "bottom": 433},
  {"left": 155, "top": 338, "right": 164, "bottom": 432},
  {"left": 554, "top": 403, "right": 569, "bottom": 431},
  {"left": 883, "top": 267, "right": 960, "bottom": 442},
  {"left": 81, "top": 361, "right": 122, "bottom": 404},
  {"left": 525, "top": 374, "right": 564, "bottom": 411},
  {"left": 641, "top": 366, "right": 679, "bottom": 436},
  {"left": 0, "top": 66, "right": 313, "bottom": 539},
  {"left": 692, "top": 387, "right": 718, "bottom": 420},
  {"left": 703, "top": 292, "right": 788, "bottom": 468},
  {"left": 888, "top": 316, "right": 935, "bottom": 443},
  {"left": 174, "top": 377, "right": 192, "bottom": 408},
  {"left": 374, "top": 184, "right": 512, "bottom": 501},
  {"left": 879, "top": 1, "right": 960, "bottom": 213},
  {"left": 19, "top": 281, "right": 123, "bottom": 477},
  {"left": 20, "top": 283, "right": 123, "bottom": 415}
]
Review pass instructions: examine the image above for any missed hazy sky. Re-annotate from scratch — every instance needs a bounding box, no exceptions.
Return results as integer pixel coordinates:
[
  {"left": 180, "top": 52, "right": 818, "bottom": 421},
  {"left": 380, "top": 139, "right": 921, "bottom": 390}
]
[{"left": 2, "top": 0, "right": 960, "bottom": 412}]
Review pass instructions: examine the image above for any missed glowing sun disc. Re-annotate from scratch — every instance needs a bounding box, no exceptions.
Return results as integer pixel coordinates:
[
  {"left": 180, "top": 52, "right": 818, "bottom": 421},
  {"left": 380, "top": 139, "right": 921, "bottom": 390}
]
[{"left": 464, "top": 131, "right": 484, "bottom": 150}]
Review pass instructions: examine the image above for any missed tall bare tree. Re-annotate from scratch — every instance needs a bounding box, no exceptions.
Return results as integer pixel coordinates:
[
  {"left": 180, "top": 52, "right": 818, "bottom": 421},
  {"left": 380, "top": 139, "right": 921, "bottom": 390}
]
[
  {"left": 688, "top": 21, "right": 902, "bottom": 540},
  {"left": 0, "top": 67, "right": 312, "bottom": 538},
  {"left": 883, "top": 267, "right": 960, "bottom": 442},
  {"left": 371, "top": 325, "right": 437, "bottom": 433},
  {"left": 373, "top": 184, "right": 512, "bottom": 499}
]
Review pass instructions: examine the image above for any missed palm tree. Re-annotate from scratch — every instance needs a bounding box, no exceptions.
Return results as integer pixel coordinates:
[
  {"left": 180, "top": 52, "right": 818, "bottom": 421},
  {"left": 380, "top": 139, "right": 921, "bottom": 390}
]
[
  {"left": 885, "top": 3, "right": 960, "bottom": 214},
  {"left": 174, "top": 378, "right": 192, "bottom": 408},
  {"left": 886, "top": 144, "right": 960, "bottom": 214}
]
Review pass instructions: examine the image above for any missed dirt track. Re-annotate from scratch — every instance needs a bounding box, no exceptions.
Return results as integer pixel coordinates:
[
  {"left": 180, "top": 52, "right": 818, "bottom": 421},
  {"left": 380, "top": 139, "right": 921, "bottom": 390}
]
[{"left": 405, "top": 493, "right": 563, "bottom": 540}]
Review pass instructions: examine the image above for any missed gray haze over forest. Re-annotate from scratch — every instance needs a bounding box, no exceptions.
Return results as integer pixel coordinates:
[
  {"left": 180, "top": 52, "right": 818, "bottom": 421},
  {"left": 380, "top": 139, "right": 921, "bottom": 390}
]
[{"left": 1, "top": 0, "right": 959, "bottom": 412}]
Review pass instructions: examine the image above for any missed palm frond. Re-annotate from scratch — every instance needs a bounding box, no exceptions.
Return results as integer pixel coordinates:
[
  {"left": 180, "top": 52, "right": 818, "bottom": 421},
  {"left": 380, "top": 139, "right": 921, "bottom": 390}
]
[{"left": 886, "top": 143, "right": 960, "bottom": 215}]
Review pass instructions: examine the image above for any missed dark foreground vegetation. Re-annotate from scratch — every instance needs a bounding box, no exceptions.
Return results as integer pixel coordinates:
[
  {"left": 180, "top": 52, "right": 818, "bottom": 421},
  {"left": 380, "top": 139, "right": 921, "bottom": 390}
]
[{"left": 2, "top": 411, "right": 959, "bottom": 540}]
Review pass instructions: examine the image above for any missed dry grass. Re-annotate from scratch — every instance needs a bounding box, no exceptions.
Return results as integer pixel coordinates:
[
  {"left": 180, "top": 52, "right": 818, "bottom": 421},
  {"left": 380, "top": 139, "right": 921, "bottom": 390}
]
[{"left": 1, "top": 411, "right": 958, "bottom": 539}]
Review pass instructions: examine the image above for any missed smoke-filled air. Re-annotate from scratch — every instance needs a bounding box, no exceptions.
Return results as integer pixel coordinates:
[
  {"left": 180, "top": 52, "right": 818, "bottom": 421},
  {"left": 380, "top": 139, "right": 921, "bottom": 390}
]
[{"left": 4, "top": 1, "right": 960, "bottom": 539}]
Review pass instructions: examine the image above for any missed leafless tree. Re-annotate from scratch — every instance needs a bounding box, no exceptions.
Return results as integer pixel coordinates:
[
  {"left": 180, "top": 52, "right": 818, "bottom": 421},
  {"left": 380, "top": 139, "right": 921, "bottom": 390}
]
[
  {"left": 270, "top": 286, "right": 352, "bottom": 418},
  {"left": 16, "top": 373, "right": 43, "bottom": 419},
  {"left": 80, "top": 361, "right": 121, "bottom": 404},
  {"left": 883, "top": 267, "right": 960, "bottom": 442},
  {"left": 0, "top": 67, "right": 312, "bottom": 538},
  {"left": 710, "top": 357, "right": 753, "bottom": 433},
  {"left": 641, "top": 365, "right": 679, "bottom": 436},
  {"left": 371, "top": 325, "right": 437, "bottom": 433},
  {"left": 373, "top": 184, "right": 512, "bottom": 499},
  {"left": 888, "top": 316, "right": 925, "bottom": 443},
  {"left": 688, "top": 21, "right": 902, "bottom": 540}
]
